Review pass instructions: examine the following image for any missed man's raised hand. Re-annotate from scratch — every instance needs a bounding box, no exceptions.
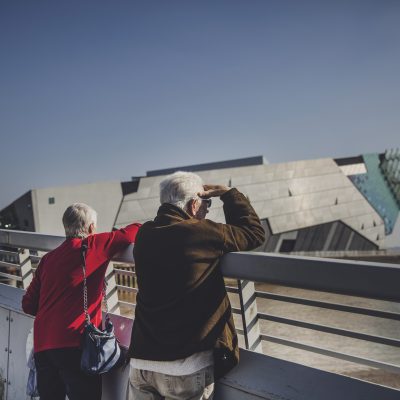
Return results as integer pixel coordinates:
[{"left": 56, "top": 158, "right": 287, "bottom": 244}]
[{"left": 198, "top": 184, "right": 230, "bottom": 198}]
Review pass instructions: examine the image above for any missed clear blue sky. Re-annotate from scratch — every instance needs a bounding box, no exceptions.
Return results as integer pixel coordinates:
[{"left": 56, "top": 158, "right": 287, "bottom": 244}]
[{"left": 1, "top": 0, "right": 399, "bottom": 209}]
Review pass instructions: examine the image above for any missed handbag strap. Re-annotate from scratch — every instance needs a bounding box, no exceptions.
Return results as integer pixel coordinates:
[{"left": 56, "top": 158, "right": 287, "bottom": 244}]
[{"left": 81, "top": 242, "right": 109, "bottom": 324}]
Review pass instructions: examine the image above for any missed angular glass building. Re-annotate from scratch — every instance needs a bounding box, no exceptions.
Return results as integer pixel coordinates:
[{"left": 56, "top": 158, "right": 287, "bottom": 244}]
[{"left": 1, "top": 149, "right": 399, "bottom": 253}]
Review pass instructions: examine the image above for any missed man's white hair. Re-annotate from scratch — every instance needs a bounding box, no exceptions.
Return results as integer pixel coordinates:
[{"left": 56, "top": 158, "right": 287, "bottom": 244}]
[
  {"left": 160, "top": 171, "right": 204, "bottom": 210},
  {"left": 62, "top": 203, "right": 97, "bottom": 238}
]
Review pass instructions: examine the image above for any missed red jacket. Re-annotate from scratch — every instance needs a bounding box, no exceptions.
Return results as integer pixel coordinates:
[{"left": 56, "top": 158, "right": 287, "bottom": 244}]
[{"left": 22, "top": 224, "right": 140, "bottom": 353}]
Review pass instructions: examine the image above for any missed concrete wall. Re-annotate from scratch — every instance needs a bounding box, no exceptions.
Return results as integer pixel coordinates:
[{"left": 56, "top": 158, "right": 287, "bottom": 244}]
[{"left": 31, "top": 181, "right": 123, "bottom": 235}]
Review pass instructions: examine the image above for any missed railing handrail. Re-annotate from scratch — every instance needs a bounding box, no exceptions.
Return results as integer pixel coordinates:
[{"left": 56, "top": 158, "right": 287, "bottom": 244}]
[
  {"left": 1, "top": 229, "right": 400, "bottom": 302},
  {"left": 0, "top": 229, "right": 65, "bottom": 251},
  {"left": 0, "top": 228, "right": 134, "bottom": 263},
  {"left": 220, "top": 252, "right": 400, "bottom": 302}
]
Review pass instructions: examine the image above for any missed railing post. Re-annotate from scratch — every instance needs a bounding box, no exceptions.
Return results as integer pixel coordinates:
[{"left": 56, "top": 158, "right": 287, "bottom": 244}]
[
  {"left": 237, "top": 279, "right": 262, "bottom": 353},
  {"left": 105, "top": 262, "right": 121, "bottom": 315},
  {"left": 18, "top": 249, "right": 33, "bottom": 289}
]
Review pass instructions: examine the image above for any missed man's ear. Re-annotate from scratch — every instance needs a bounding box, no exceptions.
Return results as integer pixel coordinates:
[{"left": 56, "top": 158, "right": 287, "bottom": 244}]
[{"left": 187, "top": 199, "right": 197, "bottom": 217}]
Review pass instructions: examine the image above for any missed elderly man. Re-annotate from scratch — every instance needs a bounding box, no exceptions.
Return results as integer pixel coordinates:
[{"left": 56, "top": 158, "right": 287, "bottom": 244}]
[
  {"left": 22, "top": 203, "right": 140, "bottom": 400},
  {"left": 127, "top": 171, "right": 265, "bottom": 400}
]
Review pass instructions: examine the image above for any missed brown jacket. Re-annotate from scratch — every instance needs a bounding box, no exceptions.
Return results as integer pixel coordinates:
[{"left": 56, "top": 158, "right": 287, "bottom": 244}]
[{"left": 127, "top": 188, "right": 265, "bottom": 378}]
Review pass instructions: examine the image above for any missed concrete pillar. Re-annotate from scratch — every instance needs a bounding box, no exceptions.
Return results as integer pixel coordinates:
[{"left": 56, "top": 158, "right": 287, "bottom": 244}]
[
  {"left": 237, "top": 279, "right": 262, "bottom": 353},
  {"left": 105, "top": 262, "right": 121, "bottom": 315},
  {"left": 18, "top": 249, "right": 33, "bottom": 290}
]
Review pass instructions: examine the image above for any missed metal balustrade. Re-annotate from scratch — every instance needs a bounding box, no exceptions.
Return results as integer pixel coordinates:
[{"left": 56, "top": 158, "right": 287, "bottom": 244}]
[{"left": 1, "top": 228, "right": 400, "bottom": 396}]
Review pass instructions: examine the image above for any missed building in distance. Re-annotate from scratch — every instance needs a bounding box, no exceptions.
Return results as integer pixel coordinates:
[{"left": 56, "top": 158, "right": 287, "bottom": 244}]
[{"left": 1, "top": 150, "right": 399, "bottom": 253}]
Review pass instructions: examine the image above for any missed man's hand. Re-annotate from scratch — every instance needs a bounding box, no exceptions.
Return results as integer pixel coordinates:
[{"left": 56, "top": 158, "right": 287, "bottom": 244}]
[{"left": 198, "top": 184, "right": 231, "bottom": 198}]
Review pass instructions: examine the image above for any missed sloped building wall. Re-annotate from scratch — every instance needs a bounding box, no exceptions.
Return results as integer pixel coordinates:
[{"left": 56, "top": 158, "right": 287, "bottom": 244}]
[
  {"left": 258, "top": 220, "right": 377, "bottom": 253},
  {"left": 114, "top": 158, "right": 385, "bottom": 249}
]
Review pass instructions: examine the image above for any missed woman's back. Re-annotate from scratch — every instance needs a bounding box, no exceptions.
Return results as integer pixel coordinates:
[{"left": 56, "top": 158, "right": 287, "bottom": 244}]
[{"left": 22, "top": 225, "right": 140, "bottom": 352}]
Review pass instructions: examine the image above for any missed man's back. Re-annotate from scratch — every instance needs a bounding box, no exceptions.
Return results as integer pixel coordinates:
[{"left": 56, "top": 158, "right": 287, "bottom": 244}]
[
  {"left": 128, "top": 188, "right": 265, "bottom": 363},
  {"left": 126, "top": 175, "right": 264, "bottom": 400}
]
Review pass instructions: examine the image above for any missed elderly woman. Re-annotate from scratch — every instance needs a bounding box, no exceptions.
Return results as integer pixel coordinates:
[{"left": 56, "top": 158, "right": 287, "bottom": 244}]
[{"left": 22, "top": 203, "right": 140, "bottom": 400}]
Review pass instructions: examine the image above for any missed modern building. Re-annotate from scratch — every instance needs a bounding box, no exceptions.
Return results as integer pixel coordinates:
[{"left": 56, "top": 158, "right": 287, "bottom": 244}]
[{"left": 1, "top": 149, "right": 399, "bottom": 252}]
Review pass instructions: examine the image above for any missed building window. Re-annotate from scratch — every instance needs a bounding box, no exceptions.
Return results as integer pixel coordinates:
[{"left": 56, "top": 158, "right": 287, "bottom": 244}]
[
  {"left": 48, "top": 197, "right": 55, "bottom": 205},
  {"left": 279, "top": 239, "right": 296, "bottom": 253},
  {"left": 24, "top": 219, "right": 29, "bottom": 227}
]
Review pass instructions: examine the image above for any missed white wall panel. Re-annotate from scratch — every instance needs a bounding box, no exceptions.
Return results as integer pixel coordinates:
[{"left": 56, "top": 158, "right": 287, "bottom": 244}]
[
  {"left": 6, "top": 311, "right": 33, "bottom": 400},
  {"left": 33, "top": 181, "right": 122, "bottom": 235}
]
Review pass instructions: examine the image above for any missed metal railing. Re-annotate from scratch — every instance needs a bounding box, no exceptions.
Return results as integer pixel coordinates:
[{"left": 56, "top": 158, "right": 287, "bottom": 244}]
[{"left": 1, "top": 228, "right": 400, "bottom": 384}]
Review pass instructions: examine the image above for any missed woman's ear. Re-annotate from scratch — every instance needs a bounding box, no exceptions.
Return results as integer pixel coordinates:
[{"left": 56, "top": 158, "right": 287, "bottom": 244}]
[{"left": 88, "top": 223, "right": 96, "bottom": 235}]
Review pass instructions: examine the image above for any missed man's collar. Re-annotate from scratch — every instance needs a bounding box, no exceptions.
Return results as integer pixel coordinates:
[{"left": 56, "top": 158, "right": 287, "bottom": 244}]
[{"left": 155, "top": 203, "right": 193, "bottom": 224}]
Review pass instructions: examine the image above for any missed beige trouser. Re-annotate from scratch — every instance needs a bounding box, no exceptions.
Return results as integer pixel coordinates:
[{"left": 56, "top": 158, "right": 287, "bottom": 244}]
[{"left": 126, "top": 365, "right": 214, "bottom": 400}]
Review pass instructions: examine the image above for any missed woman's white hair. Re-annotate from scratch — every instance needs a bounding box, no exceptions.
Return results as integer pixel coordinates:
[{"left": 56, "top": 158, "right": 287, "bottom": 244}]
[
  {"left": 160, "top": 171, "right": 204, "bottom": 210},
  {"left": 62, "top": 203, "right": 97, "bottom": 238}
]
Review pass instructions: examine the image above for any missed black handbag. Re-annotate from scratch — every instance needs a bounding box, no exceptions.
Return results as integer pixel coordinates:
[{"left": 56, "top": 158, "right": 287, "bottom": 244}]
[{"left": 80, "top": 243, "right": 121, "bottom": 375}]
